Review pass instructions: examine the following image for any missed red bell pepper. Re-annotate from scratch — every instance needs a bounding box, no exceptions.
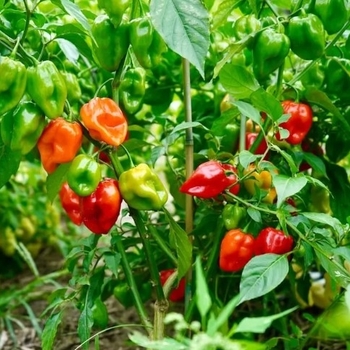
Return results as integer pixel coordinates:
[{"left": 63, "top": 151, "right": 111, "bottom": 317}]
[
  {"left": 59, "top": 182, "right": 83, "bottom": 226},
  {"left": 159, "top": 269, "right": 185, "bottom": 302},
  {"left": 180, "top": 160, "right": 240, "bottom": 199},
  {"left": 254, "top": 227, "right": 294, "bottom": 255},
  {"left": 277, "top": 100, "right": 313, "bottom": 145},
  {"left": 82, "top": 178, "right": 122, "bottom": 234},
  {"left": 245, "top": 132, "right": 269, "bottom": 156}
]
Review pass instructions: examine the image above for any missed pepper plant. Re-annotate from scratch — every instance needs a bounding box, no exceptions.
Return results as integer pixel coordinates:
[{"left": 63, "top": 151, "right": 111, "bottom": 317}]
[{"left": 1, "top": 0, "right": 350, "bottom": 349}]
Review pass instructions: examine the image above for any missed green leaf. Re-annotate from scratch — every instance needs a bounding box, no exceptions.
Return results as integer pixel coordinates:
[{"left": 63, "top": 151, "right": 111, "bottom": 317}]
[
  {"left": 302, "top": 212, "right": 342, "bottom": 232},
  {"left": 195, "top": 256, "right": 212, "bottom": 318},
  {"left": 103, "top": 251, "right": 121, "bottom": 278},
  {"left": 52, "top": 0, "right": 91, "bottom": 33},
  {"left": 150, "top": 0, "right": 210, "bottom": 79},
  {"left": 304, "top": 87, "right": 350, "bottom": 133},
  {"left": 234, "top": 306, "right": 298, "bottom": 334},
  {"left": 207, "top": 294, "right": 241, "bottom": 336},
  {"left": 239, "top": 150, "right": 257, "bottom": 168},
  {"left": 170, "top": 121, "right": 209, "bottom": 135},
  {"left": 247, "top": 207, "right": 262, "bottom": 223},
  {"left": 238, "top": 254, "right": 289, "bottom": 304},
  {"left": 250, "top": 88, "right": 283, "bottom": 122},
  {"left": 211, "top": 0, "right": 241, "bottom": 29},
  {"left": 0, "top": 144, "right": 21, "bottom": 189},
  {"left": 303, "top": 152, "right": 326, "bottom": 176},
  {"left": 274, "top": 175, "right": 308, "bottom": 208},
  {"left": 164, "top": 208, "right": 192, "bottom": 280},
  {"left": 46, "top": 162, "right": 70, "bottom": 202},
  {"left": 233, "top": 101, "right": 262, "bottom": 125},
  {"left": 270, "top": 144, "right": 298, "bottom": 175},
  {"left": 77, "top": 306, "right": 93, "bottom": 349},
  {"left": 219, "top": 64, "right": 260, "bottom": 99},
  {"left": 129, "top": 331, "right": 186, "bottom": 349},
  {"left": 41, "top": 312, "right": 63, "bottom": 350}
]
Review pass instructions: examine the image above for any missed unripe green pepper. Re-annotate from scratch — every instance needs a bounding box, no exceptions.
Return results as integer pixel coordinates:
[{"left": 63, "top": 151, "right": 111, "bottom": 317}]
[
  {"left": 252, "top": 28, "right": 290, "bottom": 80},
  {"left": 233, "top": 14, "right": 261, "bottom": 45},
  {"left": 66, "top": 154, "right": 102, "bottom": 197},
  {"left": 119, "top": 163, "right": 168, "bottom": 210},
  {"left": 222, "top": 204, "right": 246, "bottom": 230},
  {"left": 61, "top": 71, "right": 82, "bottom": 104},
  {"left": 313, "top": 0, "right": 348, "bottom": 35},
  {"left": 92, "top": 15, "right": 129, "bottom": 72},
  {"left": 324, "top": 58, "right": 350, "bottom": 101},
  {"left": 0, "top": 56, "right": 27, "bottom": 116},
  {"left": 1, "top": 101, "right": 46, "bottom": 155},
  {"left": 120, "top": 67, "right": 146, "bottom": 114},
  {"left": 287, "top": 11, "right": 325, "bottom": 60},
  {"left": 300, "top": 62, "right": 325, "bottom": 88},
  {"left": 129, "top": 17, "right": 167, "bottom": 69},
  {"left": 97, "top": 0, "right": 131, "bottom": 27},
  {"left": 26, "top": 60, "right": 67, "bottom": 119}
]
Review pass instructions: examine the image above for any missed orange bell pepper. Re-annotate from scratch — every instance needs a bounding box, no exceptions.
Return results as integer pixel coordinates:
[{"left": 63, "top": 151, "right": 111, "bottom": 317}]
[
  {"left": 37, "top": 117, "right": 83, "bottom": 173},
  {"left": 80, "top": 97, "right": 128, "bottom": 147}
]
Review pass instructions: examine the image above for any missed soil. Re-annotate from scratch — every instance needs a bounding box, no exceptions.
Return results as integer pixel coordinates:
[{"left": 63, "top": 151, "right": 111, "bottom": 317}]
[{"left": 0, "top": 247, "right": 152, "bottom": 350}]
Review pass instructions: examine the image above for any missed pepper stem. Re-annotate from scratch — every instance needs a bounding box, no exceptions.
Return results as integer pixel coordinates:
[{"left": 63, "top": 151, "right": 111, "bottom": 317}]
[{"left": 113, "top": 234, "right": 153, "bottom": 335}]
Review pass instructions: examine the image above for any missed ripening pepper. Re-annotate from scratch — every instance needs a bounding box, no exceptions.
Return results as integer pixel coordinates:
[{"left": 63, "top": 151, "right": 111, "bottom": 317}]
[
  {"left": 97, "top": 0, "right": 131, "bottom": 27},
  {"left": 91, "top": 15, "right": 129, "bottom": 72},
  {"left": 129, "top": 17, "right": 167, "bottom": 69},
  {"left": 82, "top": 178, "right": 122, "bottom": 234},
  {"left": 159, "top": 269, "right": 186, "bottom": 302},
  {"left": 254, "top": 227, "right": 294, "bottom": 255},
  {"left": 313, "top": 0, "right": 348, "bottom": 35},
  {"left": 287, "top": 11, "right": 325, "bottom": 60},
  {"left": 0, "top": 56, "right": 27, "bottom": 116},
  {"left": 119, "top": 163, "right": 168, "bottom": 210},
  {"left": 243, "top": 162, "right": 278, "bottom": 204},
  {"left": 80, "top": 97, "right": 128, "bottom": 147},
  {"left": 180, "top": 160, "right": 239, "bottom": 199},
  {"left": 324, "top": 58, "right": 350, "bottom": 101},
  {"left": 59, "top": 182, "right": 83, "bottom": 225},
  {"left": 222, "top": 204, "right": 246, "bottom": 230},
  {"left": 37, "top": 117, "right": 83, "bottom": 173},
  {"left": 245, "top": 132, "right": 269, "bottom": 157},
  {"left": 219, "top": 229, "right": 255, "bottom": 272},
  {"left": 26, "top": 60, "right": 67, "bottom": 119},
  {"left": 209, "top": 119, "right": 240, "bottom": 153},
  {"left": 1, "top": 101, "right": 46, "bottom": 155},
  {"left": 61, "top": 71, "right": 82, "bottom": 104},
  {"left": 120, "top": 67, "right": 146, "bottom": 114},
  {"left": 66, "top": 154, "right": 102, "bottom": 197},
  {"left": 277, "top": 100, "right": 313, "bottom": 145},
  {"left": 253, "top": 28, "right": 290, "bottom": 80},
  {"left": 233, "top": 14, "right": 261, "bottom": 45}
]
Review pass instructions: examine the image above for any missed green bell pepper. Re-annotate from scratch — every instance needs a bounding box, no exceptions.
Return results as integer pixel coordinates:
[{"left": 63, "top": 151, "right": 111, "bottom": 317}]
[
  {"left": 129, "top": 17, "right": 167, "bottom": 69},
  {"left": 0, "top": 56, "right": 27, "bottom": 116},
  {"left": 92, "top": 14, "right": 129, "bottom": 72},
  {"left": 324, "top": 57, "right": 350, "bottom": 101},
  {"left": 287, "top": 10, "right": 325, "bottom": 60},
  {"left": 313, "top": 0, "right": 348, "bottom": 35},
  {"left": 61, "top": 71, "right": 82, "bottom": 104},
  {"left": 119, "top": 163, "right": 168, "bottom": 210},
  {"left": 1, "top": 101, "right": 46, "bottom": 155},
  {"left": 97, "top": 0, "right": 131, "bottom": 27},
  {"left": 26, "top": 60, "right": 67, "bottom": 119},
  {"left": 252, "top": 28, "right": 290, "bottom": 81},
  {"left": 222, "top": 204, "right": 246, "bottom": 230},
  {"left": 233, "top": 14, "right": 261, "bottom": 45},
  {"left": 300, "top": 62, "right": 325, "bottom": 88},
  {"left": 66, "top": 154, "right": 102, "bottom": 197},
  {"left": 120, "top": 67, "right": 146, "bottom": 114}
]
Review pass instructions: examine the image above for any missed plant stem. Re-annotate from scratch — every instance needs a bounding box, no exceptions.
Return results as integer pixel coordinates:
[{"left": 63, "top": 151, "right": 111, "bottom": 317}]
[
  {"left": 182, "top": 57, "right": 194, "bottom": 313},
  {"left": 113, "top": 234, "right": 153, "bottom": 335}
]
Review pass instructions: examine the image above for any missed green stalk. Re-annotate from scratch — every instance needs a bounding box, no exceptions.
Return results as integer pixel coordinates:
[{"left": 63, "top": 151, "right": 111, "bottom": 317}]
[
  {"left": 113, "top": 234, "right": 153, "bottom": 335},
  {"left": 146, "top": 223, "right": 178, "bottom": 266}
]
